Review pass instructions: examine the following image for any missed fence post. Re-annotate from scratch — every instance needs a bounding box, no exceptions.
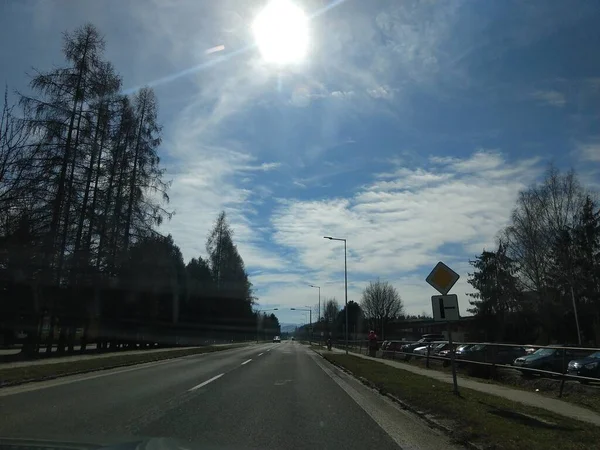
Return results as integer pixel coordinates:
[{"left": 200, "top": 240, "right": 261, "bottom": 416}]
[
  {"left": 426, "top": 343, "right": 431, "bottom": 369},
  {"left": 559, "top": 347, "right": 566, "bottom": 398},
  {"left": 491, "top": 344, "right": 497, "bottom": 379}
]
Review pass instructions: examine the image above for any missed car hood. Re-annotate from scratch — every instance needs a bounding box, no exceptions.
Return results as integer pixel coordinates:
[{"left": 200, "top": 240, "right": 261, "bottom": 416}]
[
  {"left": 570, "top": 356, "right": 600, "bottom": 366},
  {"left": 519, "top": 353, "right": 550, "bottom": 362}
]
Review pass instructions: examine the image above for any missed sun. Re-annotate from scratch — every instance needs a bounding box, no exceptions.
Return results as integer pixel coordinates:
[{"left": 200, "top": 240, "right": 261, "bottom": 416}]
[{"left": 252, "top": 0, "right": 309, "bottom": 65}]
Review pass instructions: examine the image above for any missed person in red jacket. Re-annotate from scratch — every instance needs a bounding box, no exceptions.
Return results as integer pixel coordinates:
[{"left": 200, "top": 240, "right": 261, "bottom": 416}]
[{"left": 367, "top": 330, "right": 378, "bottom": 357}]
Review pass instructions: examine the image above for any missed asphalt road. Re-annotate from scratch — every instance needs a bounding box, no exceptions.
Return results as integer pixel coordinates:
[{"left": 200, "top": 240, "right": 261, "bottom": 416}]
[{"left": 0, "top": 341, "right": 462, "bottom": 450}]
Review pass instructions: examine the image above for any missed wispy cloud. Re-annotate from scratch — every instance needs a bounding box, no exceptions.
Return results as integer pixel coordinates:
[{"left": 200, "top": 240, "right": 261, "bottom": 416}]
[
  {"left": 531, "top": 90, "right": 566, "bottom": 107},
  {"left": 576, "top": 142, "right": 600, "bottom": 163}
]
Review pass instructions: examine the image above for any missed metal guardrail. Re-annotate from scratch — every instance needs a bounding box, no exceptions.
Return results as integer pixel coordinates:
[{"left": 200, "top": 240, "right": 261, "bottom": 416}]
[{"left": 326, "top": 339, "right": 600, "bottom": 397}]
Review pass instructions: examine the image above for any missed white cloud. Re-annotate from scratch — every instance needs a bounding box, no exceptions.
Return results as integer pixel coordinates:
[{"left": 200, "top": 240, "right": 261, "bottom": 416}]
[
  {"left": 577, "top": 142, "right": 600, "bottom": 163},
  {"left": 267, "top": 150, "right": 543, "bottom": 314},
  {"left": 531, "top": 90, "right": 566, "bottom": 107},
  {"left": 367, "top": 85, "right": 397, "bottom": 100}
]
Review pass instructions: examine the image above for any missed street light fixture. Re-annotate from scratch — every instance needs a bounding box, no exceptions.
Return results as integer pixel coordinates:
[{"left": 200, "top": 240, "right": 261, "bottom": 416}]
[
  {"left": 290, "top": 307, "right": 312, "bottom": 344},
  {"left": 324, "top": 236, "right": 348, "bottom": 355},
  {"left": 255, "top": 307, "right": 278, "bottom": 343}
]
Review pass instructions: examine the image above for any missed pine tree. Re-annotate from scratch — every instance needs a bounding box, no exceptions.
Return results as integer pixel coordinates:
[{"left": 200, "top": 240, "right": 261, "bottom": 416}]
[
  {"left": 573, "top": 196, "right": 600, "bottom": 343},
  {"left": 467, "top": 241, "right": 522, "bottom": 341}
]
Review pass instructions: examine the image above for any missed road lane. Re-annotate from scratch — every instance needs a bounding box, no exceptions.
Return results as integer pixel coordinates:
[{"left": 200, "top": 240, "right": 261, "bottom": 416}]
[
  {"left": 0, "top": 343, "right": 274, "bottom": 442},
  {"left": 1, "top": 341, "right": 463, "bottom": 449}
]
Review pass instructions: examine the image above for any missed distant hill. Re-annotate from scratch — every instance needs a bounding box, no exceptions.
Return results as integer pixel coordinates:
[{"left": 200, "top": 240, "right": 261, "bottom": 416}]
[{"left": 280, "top": 323, "right": 297, "bottom": 333}]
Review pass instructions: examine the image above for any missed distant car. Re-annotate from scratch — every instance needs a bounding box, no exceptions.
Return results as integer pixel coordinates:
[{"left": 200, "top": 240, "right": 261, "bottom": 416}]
[
  {"left": 460, "top": 343, "right": 527, "bottom": 366},
  {"left": 568, "top": 351, "right": 600, "bottom": 382},
  {"left": 381, "top": 341, "right": 403, "bottom": 359},
  {"left": 273, "top": 336, "right": 281, "bottom": 343},
  {"left": 455, "top": 344, "right": 473, "bottom": 357},
  {"left": 413, "top": 341, "right": 447, "bottom": 358},
  {"left": 291, "top": 337, "right": 294, "bottom": 341},
  {"left": 413, "top": 345, "right": 429, "bottom": 357},
  {"left": 514, "top": 346, "right": 587, "bottom": 376},
  {"left": 400, "top": 334, "right": 445, "bottom": 360},
  {"left": 524, "top": 345, "right": 537, "bottom": 355}
]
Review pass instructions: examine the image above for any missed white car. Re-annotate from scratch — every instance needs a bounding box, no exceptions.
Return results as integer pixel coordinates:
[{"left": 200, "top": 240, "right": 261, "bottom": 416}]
[{"left": 273, "top": 336, "right": 281, "bottom": 343}]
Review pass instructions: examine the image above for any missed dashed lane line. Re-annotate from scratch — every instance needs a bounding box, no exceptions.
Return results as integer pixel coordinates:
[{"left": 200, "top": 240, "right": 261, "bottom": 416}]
[{"left": 188, "top": 373, "right": 224, "bottom": 392}]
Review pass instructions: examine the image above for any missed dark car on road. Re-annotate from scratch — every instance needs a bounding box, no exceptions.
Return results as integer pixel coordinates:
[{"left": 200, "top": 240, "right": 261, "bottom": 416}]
[
  {"left": 513, "top": 346, "right": 588, "bottom": 376},
  {"left": 568, "top": 351, "right": 600, "bottom": 382}
]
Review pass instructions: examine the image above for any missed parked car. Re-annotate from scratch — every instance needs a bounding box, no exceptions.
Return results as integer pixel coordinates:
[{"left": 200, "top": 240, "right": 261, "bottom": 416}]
[
  {"left": 460, "top": 343, "right": 527, "bottom": 366},
  {"left": 400, "top": 334, "right": 445, "bottom": 360},
  {"left": 524, "top": 345, "right": 537, "bottom": 355},
  {"left": 568, "top": 351, "right": 600, "bottom": 382},
  {"left": 513, "top": 345, "right": 587, "bottom": 376},
  {"left": 414, "top": 341, "right": 448, "bottom": 358},
  {"left": 413, "top": 345, "right": 429, "bottom": 357},
  {"left": 455, "top": 344, "right": 473, "bottom": 357},
  {"left": 381, "top": 340, "right": 404, "bottom": 359}
]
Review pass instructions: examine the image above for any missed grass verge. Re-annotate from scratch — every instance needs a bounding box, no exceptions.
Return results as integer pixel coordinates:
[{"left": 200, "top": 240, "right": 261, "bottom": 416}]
[
  {"left": 0, "top": 345, "right": 244, "bottom": 387},
  {"left": 325, "top": 353, "right": 600, "bottom": 450},
  {"left": 391, "top": 353, "right": 600, "bottom": 416}
]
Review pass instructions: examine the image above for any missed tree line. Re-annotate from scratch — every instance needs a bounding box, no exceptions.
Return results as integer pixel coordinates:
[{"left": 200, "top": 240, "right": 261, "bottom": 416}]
[
  {"left": 297, "top": 279, "right": 406, "bottom": 341},
  {"left": 468, "top": 166, "right": 600, "bottom": 345},
  {"left": 0, "top": 24, "right": 267, "bottom": 356}
]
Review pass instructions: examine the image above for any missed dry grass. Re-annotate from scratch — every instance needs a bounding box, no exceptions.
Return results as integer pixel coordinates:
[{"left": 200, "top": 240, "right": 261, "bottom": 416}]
[{"left": 326, "top": 353, "right": 600, "bottom": 450}]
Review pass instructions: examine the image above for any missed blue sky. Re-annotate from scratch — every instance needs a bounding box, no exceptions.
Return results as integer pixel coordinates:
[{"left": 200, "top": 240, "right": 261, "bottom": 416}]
[{"left": 1, "top": 0, "right": 600, "bottom": 324}]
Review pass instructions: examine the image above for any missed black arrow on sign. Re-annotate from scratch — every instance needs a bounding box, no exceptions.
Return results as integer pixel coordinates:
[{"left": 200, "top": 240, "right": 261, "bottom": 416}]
[{"left": 439, "top": 297, "right": 456, "bottom": 320}]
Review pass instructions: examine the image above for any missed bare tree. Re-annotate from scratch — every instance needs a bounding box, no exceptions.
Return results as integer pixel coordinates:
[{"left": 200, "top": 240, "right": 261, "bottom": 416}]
[
  {"left": 505, "top": 165, "right": 584, "bottom": 293},
  {"left": 360, "top": 279, "right": 404, "bottom": 339},
  {"left": 323, "top": 297, "right": 340, "bottom": 325},
  {"left": 503, "top": 165, "right": 586, "bottom": 342}
]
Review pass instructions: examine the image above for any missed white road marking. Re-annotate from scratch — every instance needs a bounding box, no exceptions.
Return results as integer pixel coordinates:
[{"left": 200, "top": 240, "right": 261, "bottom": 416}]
[
  {"left": 188, "top": 373, "right": 224, "bottom": 392},
  {"left": 241, "top": 358, "right": 252, "bottom": 365},
  {"left": 258, "top": 353, "right": 264, "bottom": 356}
]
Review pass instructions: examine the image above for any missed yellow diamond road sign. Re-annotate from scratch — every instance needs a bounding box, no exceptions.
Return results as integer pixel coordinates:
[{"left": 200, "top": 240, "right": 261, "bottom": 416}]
[{"left": 426, "top": 261, "right": 460, "bottom": 295}]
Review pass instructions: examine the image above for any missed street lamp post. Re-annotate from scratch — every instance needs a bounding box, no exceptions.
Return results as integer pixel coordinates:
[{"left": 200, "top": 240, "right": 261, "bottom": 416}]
[
  {"left": 291, "top": 307, "right": 312, "bottom": 344},
  {"left": 324, "top": 236, "right": 348, "bottom": 355},
  {"left": 309, "top": 284, "right": 321, "bottom": 323},
  {"left": 309, "top": 284, "right": 320, "bottom": 343},
  {"left": 255, "top": 308, "right": 278, "bottom": 343}
]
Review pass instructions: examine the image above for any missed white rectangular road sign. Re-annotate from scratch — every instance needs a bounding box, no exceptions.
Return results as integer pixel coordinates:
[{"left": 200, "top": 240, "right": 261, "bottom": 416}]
[
  {"left": 426, "top": 261, "right": 460, "bottom": 295},
  {"left": 431, "top": 294, "right": 460, "bottom": 322}
]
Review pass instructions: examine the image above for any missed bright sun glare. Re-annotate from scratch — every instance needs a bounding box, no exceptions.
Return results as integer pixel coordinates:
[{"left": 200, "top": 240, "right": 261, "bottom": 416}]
[{"left": 252, "top": 0, "right": 309, "bottom": 65}]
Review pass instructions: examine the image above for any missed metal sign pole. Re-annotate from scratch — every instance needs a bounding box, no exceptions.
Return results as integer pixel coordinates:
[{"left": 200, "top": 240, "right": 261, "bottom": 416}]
[{"left": 447, "top": 321, "right": 459, "bottom": 396}]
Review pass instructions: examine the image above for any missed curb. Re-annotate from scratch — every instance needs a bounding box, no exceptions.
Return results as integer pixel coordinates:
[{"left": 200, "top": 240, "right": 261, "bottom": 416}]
[
  {"left": 313, "top": 349, "right": 484, "bottom": 450},
  {"left": 0, "top": 344, "right": 248, "bottom": 389}
]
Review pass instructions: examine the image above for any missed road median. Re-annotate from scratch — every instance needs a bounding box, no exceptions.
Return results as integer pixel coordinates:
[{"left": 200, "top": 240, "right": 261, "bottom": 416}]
[
  {"left": 323, "top": 352, "right": 600, "bottom": 450},
  {"left": 0, "top": 344, "right": 247, "bottom": 388}
]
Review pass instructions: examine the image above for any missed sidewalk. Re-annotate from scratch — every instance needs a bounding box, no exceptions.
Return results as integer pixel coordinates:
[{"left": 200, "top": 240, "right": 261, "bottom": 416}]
[{"left": 325, "top": 347, "right": 600, "bottom": 426}]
